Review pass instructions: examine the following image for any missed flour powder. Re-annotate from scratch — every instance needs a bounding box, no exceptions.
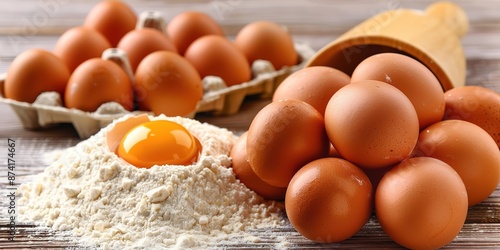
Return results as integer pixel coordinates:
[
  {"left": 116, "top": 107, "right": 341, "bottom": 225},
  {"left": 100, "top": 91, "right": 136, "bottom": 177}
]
[{"left": 18, "top": 115, "right": 285, "bottom": 249}]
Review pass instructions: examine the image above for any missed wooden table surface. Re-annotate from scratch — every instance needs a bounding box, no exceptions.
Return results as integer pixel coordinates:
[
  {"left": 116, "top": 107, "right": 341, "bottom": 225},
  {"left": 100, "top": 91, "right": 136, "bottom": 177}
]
[{"left": 0, "top": 0, "right": 499, "bottom": 249}]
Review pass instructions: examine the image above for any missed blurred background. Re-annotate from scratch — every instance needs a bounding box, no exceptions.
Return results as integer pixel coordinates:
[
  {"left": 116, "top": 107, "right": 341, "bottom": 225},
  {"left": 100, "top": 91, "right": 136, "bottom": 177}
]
[{"left": 1, "top": 0, "right": 499, "bottom": 70}]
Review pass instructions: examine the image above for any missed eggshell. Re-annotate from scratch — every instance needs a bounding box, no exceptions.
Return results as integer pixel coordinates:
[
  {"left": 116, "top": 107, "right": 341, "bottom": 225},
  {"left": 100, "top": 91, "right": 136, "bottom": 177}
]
[
  {"left": 230, "top": 132, "right": 287, "bottom": 200},
  {"left": 247, "top": 99, "right": 330, "bottom": 187},
  {"left": 65, "top": 58, "right": 133, "bottom": 112},
  {"left": 273, "top": 66, "right": 350, "bottom": 116},
  {"left": 134, "top": 51, "right": 203, "bottom": 116},
  {"left": 4, "top": 49, "right": 70, "bottom": 103},
  {"left": 234, "top": 21, "right": 298, "bottom": 70},
  {"left": 413, "top": 120, "right": 500, "bottom": 206},
  {"left": 106, "top": 114, "right": 151, "bottom": 152},
  {"left": 83, "top": 0, "right": 137, "bottom": 47},
  {"left": 53, "top": 26, "right": 111, "bottom": 72},
  {"left": 376, "top": 157, "right": 468, "bottom": 249},
  {"left": 444, "top": 85, "right": 500, "bottom": 148},
  {"left": 166, "top": 11, "right": 224, "bottom": 55},
  {"left": 324, "top": 80, "right": 419, "bottom": 168},
  {"left": 117, "top": 28, "right": 177, "bottom": 72},
  {"left": 184, "top": 35, "right": 251, "bottom": 87},
  {"left": 285, "top": 157, "right": 373, "bottom": 243},
  {"left": 351, "top": 53, "right": 445, "bottom": 130}
]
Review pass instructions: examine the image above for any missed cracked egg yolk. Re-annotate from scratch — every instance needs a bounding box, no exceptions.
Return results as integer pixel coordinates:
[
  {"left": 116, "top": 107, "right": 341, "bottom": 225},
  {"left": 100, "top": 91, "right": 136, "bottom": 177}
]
[{"left": 117, "top": 120, "right": 201, "bottom": 168}]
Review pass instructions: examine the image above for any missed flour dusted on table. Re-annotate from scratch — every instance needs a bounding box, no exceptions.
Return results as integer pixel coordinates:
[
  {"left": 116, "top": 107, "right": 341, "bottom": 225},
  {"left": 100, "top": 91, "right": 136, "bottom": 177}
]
[{"left": 18, "top": 115, "right": 285, "bottom": 249}]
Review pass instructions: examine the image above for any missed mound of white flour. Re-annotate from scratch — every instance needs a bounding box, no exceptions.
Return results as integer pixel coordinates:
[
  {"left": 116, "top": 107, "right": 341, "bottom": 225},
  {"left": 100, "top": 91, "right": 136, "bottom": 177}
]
[{"left": 18, "top": 115, "right": 285, "bottom": 249}]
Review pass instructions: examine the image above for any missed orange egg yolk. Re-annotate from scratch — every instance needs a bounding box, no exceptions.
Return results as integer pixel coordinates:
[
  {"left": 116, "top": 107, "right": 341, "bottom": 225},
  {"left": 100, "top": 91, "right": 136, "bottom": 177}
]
[{"left": 117, "top": 120, "right": 201, "bottom": 168}]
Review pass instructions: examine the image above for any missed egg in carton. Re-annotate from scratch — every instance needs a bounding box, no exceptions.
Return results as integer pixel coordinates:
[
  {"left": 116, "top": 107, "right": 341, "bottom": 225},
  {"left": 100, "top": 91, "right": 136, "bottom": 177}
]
[{"left": 0, "top": 11, "right": 315, "bottom": 138}]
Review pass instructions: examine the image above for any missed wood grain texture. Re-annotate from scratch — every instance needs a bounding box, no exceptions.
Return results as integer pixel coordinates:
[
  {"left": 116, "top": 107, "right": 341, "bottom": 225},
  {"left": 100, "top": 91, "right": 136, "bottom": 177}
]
[{"left": 0, "top": 0, "right": 499, "bottom": 249}]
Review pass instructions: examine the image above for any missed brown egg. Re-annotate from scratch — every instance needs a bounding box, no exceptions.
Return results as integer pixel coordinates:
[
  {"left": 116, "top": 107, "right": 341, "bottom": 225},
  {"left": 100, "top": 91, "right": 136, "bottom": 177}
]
[
  {"left": 53, "top": 26, "right": 111, "bottom": 72},
  {"left": 234, "top": 21, "right": 298, "bottom": 70},
  {"left": 325, "top": 80, "right": 419, "bottom": 168},
  {"left": 65, "top": 58, "right": 133, "bottom": 112},
  {"left": 413, "top": 120, "right": 500, "bottom": 206},
  {"left": 444, "top": 86, "right": 500, "bottom": 148},
  {"left": 134, "top": 51, "right": 203, "bottom": 116},
  {"left": 117, "top": 28, "right": 177, "bottom": 72},
  {"left": 376, "top": 157, "right": 468, "bottom": 249},
  {"left": 230, "top": 132, "right": 287, "bottom": 200},
  {"left": 273, "top": 66, "right": 350, "bottom": 116},
  {"left": 4, "top": 49, "right": 69, "bottom": 103},
  {"left": 351, "top": 53, "right": 445, "bottom": 130},
  {"left": 166, "top": 11, "right": 224, "bottom": 55},
  {"left": 286, "top": 157, "right": 373, "bottom": 243},
  {"left": 83, "top": 0, "right": 137, "bottom": 47},
  {"left": 184, "top": 35, "right": 251, "bottom": 86},
  {"left": 247, "top": 99, "right": 330, "bottom": 187}
]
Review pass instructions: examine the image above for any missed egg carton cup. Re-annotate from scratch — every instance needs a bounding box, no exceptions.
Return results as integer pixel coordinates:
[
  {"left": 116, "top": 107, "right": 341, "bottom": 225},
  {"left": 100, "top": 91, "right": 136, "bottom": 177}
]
[{"left": 0, "top": 42, "right": 314, "bottom": 138}]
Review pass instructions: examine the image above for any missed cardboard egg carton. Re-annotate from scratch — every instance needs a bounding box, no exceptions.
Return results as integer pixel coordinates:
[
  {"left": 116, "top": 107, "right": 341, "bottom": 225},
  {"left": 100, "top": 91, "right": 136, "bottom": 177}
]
[{"left": 0, "top": 42, "right": 314, "bottom": 138}]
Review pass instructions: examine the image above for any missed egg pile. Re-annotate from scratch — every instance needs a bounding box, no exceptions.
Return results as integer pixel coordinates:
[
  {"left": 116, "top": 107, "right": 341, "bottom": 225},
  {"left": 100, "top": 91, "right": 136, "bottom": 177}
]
[
  {"left": 230, "top": 52, "right": 500, "bottom": 249},
  {"left": 3, "top": 0, "right": 298, "bottom": 117}
]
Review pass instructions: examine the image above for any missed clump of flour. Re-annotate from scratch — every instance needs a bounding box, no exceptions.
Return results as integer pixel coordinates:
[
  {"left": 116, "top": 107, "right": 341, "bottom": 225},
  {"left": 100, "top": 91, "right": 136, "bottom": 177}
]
[{"left": 18, "top": 115, "right": 285, "bottom": 249}]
